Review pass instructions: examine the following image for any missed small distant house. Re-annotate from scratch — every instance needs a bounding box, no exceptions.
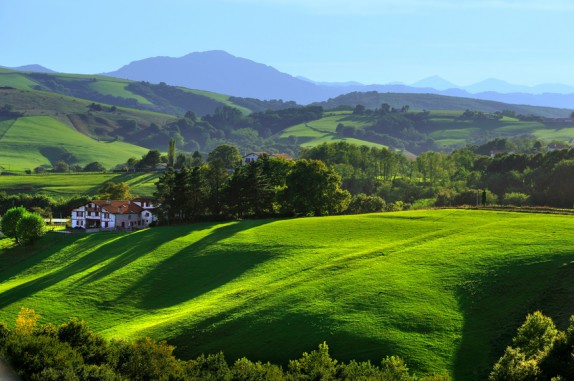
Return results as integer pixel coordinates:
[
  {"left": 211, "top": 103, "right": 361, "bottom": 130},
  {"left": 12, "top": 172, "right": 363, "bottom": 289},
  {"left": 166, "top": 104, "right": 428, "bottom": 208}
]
[
  {"left": 243, "top": 152, "right": 293, "bottom": 165},
  {"left": 71, "top": 198, "right": 157, "bottom": 230},
  {"left": 547, "top": 143, "right": 569, "bottom": 152}
]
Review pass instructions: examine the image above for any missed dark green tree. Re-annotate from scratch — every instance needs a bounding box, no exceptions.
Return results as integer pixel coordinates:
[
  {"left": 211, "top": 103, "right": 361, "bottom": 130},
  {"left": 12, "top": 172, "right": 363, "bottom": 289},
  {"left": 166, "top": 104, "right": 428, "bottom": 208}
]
[
  {"left": 167, "top": 138, "right": 176, "bottom": 168},
  {"left": 280, "top": 159, "right": 351, "bottom": 216},
  {"left": 1, "top": 206, "right": 28, "bottom": 243},
  {"left": 16, "top": 212, "right": 45, "bottom": 245},
  {"left": 83, "top": 161, "right": 105, "bottom": 172}
]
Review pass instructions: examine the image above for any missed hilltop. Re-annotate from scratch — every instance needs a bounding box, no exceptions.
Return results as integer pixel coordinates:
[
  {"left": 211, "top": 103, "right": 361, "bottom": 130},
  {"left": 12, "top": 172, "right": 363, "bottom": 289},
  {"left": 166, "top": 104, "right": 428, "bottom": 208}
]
[{"left": 1, "top": 209, "right": 573, "bottom": 380}]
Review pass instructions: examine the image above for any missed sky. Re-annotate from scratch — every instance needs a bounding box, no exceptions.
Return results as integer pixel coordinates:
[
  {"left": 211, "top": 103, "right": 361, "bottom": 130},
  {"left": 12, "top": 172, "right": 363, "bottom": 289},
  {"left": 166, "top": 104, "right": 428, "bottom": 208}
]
[{"left": 2, "top": 0, "right": 573, "bottom": 86}]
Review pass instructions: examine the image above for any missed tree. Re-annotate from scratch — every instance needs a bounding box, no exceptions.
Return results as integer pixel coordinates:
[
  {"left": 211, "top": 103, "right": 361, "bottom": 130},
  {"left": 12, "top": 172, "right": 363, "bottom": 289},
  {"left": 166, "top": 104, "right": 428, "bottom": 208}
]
[
  {"left": 53, "top": 160, "right": 69, "bottom": 173},
  {"left": 83, "top": 162, "right": 105, "bottom": 172},
  {"left": 167, "top": 138, "right": 176, "bottom": 168},
  {"left": 98, "top": 181, "right": 132, "bottom": 200},
  {"left": 1, "top": 206, "right": 28, "bottom": 243},
  {"left": 16, "top": 213, "right": 45, "bottom": 245},
  {"left": 280, "top": 159, "right": 351, "bottom": 216},
  {"left": 207, "top": 144, "right": 242, "bottom": 170},
  {"left": 136, "top": 150, "right": 161, "bottom": 171}
]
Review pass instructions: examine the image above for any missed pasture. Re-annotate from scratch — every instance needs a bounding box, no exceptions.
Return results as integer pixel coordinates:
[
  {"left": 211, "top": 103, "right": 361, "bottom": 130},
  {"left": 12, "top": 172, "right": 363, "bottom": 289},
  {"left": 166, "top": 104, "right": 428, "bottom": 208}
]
[
  {"left": 0, "top": 172, "right": 159, "bottom": 197},
  {"left": 1, "top": 209, "right": 573, "bottom": 380},
  {"left": 0, "top": 116, "right": 148, "bottom": 171}
]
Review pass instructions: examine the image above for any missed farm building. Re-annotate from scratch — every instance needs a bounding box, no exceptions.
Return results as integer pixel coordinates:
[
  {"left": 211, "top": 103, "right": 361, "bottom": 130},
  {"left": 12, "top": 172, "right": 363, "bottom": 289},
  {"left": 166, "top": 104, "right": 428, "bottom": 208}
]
[
  {"left": 71, "top": 198, "right": 157, "bottom": 230},
  {"left": 243, "top": 152, "right": 293, "bottom": 164}
]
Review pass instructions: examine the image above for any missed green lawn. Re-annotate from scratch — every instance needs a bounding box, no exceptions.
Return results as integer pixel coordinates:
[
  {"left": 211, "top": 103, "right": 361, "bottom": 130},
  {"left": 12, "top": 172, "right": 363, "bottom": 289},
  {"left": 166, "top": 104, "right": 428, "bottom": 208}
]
[
  {"left": 1, "top": 209, "right": 573, "bottom": 380},
  {"left": 0, "top": 116, "right": 148, "bottom": 171}
]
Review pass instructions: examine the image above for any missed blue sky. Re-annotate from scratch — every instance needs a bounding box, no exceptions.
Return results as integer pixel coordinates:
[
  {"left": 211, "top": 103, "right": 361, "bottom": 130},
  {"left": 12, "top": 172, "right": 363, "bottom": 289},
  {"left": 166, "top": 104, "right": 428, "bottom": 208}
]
[{"left": 2, "top": 0, "right": 573, "bottom": 86}]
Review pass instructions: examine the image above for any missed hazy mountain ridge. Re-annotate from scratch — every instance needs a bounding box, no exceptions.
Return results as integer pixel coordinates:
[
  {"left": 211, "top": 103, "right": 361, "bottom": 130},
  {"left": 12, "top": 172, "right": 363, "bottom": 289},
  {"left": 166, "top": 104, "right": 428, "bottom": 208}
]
[{"left": 101, "top": 51, "right": 574, "bottom": 108}]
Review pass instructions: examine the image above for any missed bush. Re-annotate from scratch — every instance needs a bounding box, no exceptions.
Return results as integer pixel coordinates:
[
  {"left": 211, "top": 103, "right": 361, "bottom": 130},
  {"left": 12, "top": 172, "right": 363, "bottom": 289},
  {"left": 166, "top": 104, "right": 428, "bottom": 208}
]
[
  {"left": 16, "top": 213, "right": 45, "bottom": 245},
  {"left": 0, "top": 206, "right": 28, "bottom": 241},
  {"left": 502, "top": 192, "right": 530, "bottom": 206},
  {"left": 347, "top": 193, "right": 386, "bottom": 214}
]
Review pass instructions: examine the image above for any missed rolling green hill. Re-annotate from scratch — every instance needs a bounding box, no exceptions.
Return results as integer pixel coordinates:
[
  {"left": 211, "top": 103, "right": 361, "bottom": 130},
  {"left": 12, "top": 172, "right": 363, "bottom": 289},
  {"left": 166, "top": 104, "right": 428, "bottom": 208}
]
[
  {"left": 0, "top": 69, "right": 280, "bottom": 117},
  {"left": 0, "top": 115, "right": 149, "bottom": 172},
  {"left": 0, "top": 172, "right": 159, "bottom": 197},
  {"left": 316, "top": 91, "right": 573, "bottom": 118},
  {"left": 277, "top": 109, "right": 574, "bottom": 151},
  {"left": 1, "top": 209, "right": 573, "bottom": 380}
]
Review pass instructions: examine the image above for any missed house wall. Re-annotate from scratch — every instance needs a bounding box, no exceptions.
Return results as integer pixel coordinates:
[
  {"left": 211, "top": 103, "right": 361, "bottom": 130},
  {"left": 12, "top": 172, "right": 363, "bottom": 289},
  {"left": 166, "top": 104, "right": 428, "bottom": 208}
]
[{"left": 115, "top": 213, "right": 142, "bottom": 229}]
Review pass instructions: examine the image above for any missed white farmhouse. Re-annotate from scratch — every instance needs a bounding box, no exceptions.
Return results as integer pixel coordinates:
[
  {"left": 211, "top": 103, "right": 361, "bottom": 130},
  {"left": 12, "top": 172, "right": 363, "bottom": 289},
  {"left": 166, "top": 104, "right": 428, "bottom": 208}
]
[{"left": 71, "top": 198, "right": 157, "bottom": 230}]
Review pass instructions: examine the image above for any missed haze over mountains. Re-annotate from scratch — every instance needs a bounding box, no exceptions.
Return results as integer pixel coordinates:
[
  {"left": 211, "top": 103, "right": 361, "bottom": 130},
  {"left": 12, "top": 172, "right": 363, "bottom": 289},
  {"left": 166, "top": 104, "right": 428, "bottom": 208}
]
[
  {"left": 5, "top": 50, "right": 574, "bottom": 108},
  {"left": 101, "top": 50, "right": 574, "bottom": 108}
]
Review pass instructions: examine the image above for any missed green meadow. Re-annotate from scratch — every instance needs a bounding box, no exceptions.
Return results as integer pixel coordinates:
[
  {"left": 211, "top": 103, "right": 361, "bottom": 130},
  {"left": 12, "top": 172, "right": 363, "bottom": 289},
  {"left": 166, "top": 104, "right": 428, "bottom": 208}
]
[
  {"left": 0, "top": 172, "right": 159, "bottom": 196},
  {"left": 277, "top": 110, "right": 574, "bottom": 149},
  {"left": 278, "top": 111, "right": 386, "bottom": 148},
  {"left": 1, "top": 209, "right": 573, "bottom": 380},
  {"left": 0, "top": 116, "right": 148, "bottom": 171}
]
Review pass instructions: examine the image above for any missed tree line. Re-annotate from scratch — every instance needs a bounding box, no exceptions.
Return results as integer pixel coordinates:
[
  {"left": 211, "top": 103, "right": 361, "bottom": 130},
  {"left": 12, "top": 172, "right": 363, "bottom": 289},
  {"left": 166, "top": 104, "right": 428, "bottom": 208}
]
[
  {"left": 300, "top": 141, "right": 574, "bottom": 210},
  {"left": 0, "top": 308, "right": 449, "bottom": 381},
  {"left": 154, "top": 145, "right": 353, "bottom": 224}
]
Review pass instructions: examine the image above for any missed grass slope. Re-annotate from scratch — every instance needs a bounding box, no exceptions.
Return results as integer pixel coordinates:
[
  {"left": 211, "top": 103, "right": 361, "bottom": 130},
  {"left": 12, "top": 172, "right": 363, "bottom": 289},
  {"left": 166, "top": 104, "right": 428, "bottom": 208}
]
[
  {"left": 278, "top": 111, "right": 387, "bottom": 148},
  {"left": 316, "top": 92, "right": 573, "bottom": 118},
  {"left": 1, "top": 210, "right": 573, "bottom": 380},
  {"left": 278, "top": 110, "right": 574, "bottom": 150},
  {"left": 0, "top": 172, "right": 159, "bottom": 197},
  {"left": 0, "top": 116, "right": 148, "bottom": 171}
]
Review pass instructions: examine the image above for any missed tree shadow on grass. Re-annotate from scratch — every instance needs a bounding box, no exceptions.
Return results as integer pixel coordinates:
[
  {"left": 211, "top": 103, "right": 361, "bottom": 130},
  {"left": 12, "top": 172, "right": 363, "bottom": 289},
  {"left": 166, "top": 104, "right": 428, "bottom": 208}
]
[
  {"left": 0, "top": 234, "right": 76, "bottom": 283},
  {"left": 71, "top": 225, "right": 209, "bottom": 288},
  {"left": 0, "top": 228, "right": 188, "bottom": 310},
  {"left": 169, "top": 308, "right": 403, "bottom": 368},
  {"left": 453, "top": 253, "right": 574, "bottom": 381},
  {"left": 115, "top": 219, "right": 274, "bottom": 310}
]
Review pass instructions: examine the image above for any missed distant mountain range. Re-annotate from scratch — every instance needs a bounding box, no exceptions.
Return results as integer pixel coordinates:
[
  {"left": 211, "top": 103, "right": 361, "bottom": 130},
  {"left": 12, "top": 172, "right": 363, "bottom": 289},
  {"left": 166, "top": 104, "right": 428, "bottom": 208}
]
[
  {"left": 0, "top": 64, "right": 55, "bottom": 73},
  {"left": 101, "top": 51, "right": 574, "bottom": 108},
  {"left": 4, "top": 52, "right": 574, "bottom": 109}
]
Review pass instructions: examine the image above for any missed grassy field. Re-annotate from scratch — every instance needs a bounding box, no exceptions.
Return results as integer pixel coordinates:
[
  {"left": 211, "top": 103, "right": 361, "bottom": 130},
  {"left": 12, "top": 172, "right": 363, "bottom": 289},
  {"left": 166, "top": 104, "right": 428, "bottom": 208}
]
[
  {"left": 0, "top": 116, "right": 148, "bottom": 171},
  {"left": 277, "top": 111, "right": 387, "bottom": 148},
  {"left": 277, "top": 110, "right": 574, "bottom": 150},
  {"left": 1, "top": 209, "right": 573, "bottom": 380},
  {"left": 0, "top": 172, "right": 159, "bottom": 196}
]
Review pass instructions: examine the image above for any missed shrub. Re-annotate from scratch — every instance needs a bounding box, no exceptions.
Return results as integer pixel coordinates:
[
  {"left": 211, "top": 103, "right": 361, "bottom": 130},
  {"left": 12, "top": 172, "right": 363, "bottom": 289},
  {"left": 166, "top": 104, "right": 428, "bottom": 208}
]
[
  {"left": 347, "top": 193, "right": 386, "bottom": 214},
  {"left": 502, "top": 192, "right": 530, "bottom": 206},
  {"left": 16, "top": 212, "right": 45, "bottom": 245}
]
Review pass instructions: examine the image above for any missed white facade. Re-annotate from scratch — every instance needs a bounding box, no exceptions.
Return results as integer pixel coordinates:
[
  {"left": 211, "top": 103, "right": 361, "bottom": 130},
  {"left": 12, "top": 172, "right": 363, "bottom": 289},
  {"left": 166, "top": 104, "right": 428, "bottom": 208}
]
[{"left": 71, "top": 200, "right": 157, "bottom": 230}]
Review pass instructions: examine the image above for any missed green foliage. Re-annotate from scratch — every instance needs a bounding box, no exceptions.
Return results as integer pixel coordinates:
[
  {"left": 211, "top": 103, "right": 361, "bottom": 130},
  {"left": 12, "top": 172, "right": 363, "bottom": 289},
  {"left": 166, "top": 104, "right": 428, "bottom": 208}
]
[
  {"left": 1, "top": 206, "right": 27, "bottom": 240},
  {"left": 288, "top": 342, "right": 338, "bottom": 380},
  {"left": 347, "top": 193, "right": 386, "bottom": 214},
  {"left": 489, "top": 311, "right": 574, "bottom": 381},
  {"left": 16, "top": 212, "right": 45, "bottom": 245},
  {"left": 280, "top": 159, "right": 351, "bottom": 216},
  {"left": 98, "top": 181, "right": 132, "bottom": 200},
  {"left": 83, "top": 161, "right": 105, "bottom": 172}
]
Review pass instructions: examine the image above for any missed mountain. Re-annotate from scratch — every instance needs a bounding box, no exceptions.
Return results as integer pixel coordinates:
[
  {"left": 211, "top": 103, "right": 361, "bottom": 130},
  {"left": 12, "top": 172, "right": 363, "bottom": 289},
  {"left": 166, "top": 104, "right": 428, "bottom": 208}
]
[
  {"left": 1, "top": 64, "right": 55, "bottom": 73},
  {"left": 411, "top": 75, "right": 457, "bottom": 91},
  {"left": 103, "top": 50, "right": 337, "bottom": 104},
  {"left": 103, "top": 51, "right": 574, "bottom": 109}
]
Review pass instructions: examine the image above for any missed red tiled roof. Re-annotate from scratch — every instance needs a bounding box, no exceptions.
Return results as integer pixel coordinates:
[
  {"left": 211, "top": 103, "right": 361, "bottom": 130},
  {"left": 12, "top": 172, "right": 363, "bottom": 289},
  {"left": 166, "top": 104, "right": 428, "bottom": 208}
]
[
  {"left": 270, "top": 153, "right": 293, "bottom": 160},
  {"left": 91, "top": 200, "right": 143, "bottom": 214}
]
